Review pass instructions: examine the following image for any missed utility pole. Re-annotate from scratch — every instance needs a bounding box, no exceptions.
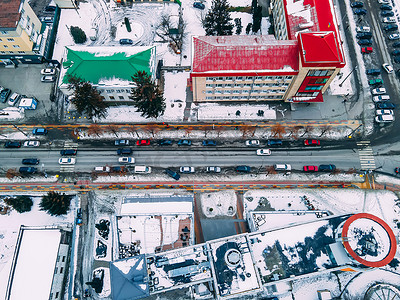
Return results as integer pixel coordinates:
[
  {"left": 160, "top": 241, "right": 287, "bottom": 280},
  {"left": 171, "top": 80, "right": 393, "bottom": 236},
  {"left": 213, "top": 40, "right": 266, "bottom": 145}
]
[{"left": 339, "top": 66, "right": 357, "bottom": 87}]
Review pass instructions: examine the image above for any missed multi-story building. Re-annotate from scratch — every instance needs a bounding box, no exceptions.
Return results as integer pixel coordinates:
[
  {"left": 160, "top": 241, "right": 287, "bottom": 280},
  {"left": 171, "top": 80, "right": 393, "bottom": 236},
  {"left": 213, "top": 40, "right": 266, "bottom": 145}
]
[
  {"left": 0, "top": 0, "right": 48, "bottom": 65},
  {"left": 190, "top": 0, "right": 345, "bottom": 103}
]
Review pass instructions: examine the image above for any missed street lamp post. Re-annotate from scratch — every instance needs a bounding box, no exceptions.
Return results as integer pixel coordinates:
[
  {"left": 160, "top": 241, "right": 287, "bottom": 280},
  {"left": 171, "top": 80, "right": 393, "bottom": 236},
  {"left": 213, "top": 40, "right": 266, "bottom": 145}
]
[{"left": 339, "top": 66, "right": 358, "bottom": 87}]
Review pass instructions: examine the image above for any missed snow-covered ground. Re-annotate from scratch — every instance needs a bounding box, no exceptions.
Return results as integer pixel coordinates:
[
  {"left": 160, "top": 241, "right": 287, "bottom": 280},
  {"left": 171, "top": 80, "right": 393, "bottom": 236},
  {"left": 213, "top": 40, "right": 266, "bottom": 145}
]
[{"left": 199, "top": 190, "right": 237, "bottom": 217}]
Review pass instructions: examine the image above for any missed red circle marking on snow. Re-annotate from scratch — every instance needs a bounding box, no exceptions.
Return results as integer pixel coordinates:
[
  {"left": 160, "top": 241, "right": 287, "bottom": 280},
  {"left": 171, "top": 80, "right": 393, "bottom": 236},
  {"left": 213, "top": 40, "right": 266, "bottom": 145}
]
[{"left": 341, "top": 213, "right": 397, "bottom": 267}]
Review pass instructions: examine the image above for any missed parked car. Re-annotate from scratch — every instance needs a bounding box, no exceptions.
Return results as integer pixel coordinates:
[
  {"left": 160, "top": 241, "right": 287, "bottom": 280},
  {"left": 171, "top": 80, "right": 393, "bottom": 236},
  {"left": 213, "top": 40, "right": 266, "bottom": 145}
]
[
  {"left": 357, "top": 39, "right": 372, "bottom": 45},
  {"left": 389, "top": 33, "right": 400, "bottom": 40},
  {"left": 4, "top": 141, "right": 21, "bottom": 148},
  {"left": 41, "top": 75, "right": 56, "bottom": 82},
  {"left": 356, "top": 26, "right": 370, "bottom": 32},
  {"left": 193, "top": 2, "right": 205, "bottom": 9},
  {"left": 319, "top": 164, "right": 336, "bottom": 172},
  {"left": 235, "top": 165, "right": 251, "bottom": 173},
  {"left": 76, "top": 208, "right": 83, "bottom": 225},
  {"left": 383, "top": 63, "right": 394, "bottom": 73},
  {"left": 165, "top": 169, "right": 180, "bottom": 180},
  {"left": 180, "top": 166, "right": 195, "bottom": 173},
  {"left": 304, "top": 139, "right": 320, "bottom": 146},
  {"left": 274, "top": 164, "right": 292, "bottom": 172},
  {"left": 111, "top": 166, "right": 125, "bottom": 172},
  {"left": 23, "top": 140, "right": 40, "bottom": 147},
  {"left": 256, "top": 149, "right": 271, "bottom": 156},
  {"left": 393, "top": 42, "right": 400, "bottom": 47},
  {"left": 118, "top": 157, "right": 135, "bottom": 164},
  {"left": 376, "top": 109, "right": 394, "bottom": 115},
  {"left": 361, "top": 47, "right": 373, "bottom": 53},
  {"left": 394, "top": 56, "right": 400, "bottom": 64},
  {"left": 117, "top": 148, "right": 132, "bottom": 155},
  {"left": 245, "top": 140, "right": 260, "bottom": 146},
  {"left": 383, "top": 17, "right": 396, "bottom": 23},
  {"left": 372, "top": 88, "right": 386, "bottom": 95},
  {"left": 22, "top": 158, "right": 40, "bottom": 165},
  {"left": 60, "top": 149, "right": 77, "bottom": 156},
  {"left": 19, "top": 167, "right": 37, "bottom": 174},
  {"left": 378, "top": 0, "right": 390, "bottom": 4},
  {"left": 59, "top": 157, "right": 76, "bottom": 165},
  {"left": 368, "top": 79, "right": 383, "bottom": 86},
  {"left": 158, "top": 139, "right": 173, "bottom": 146},
  {"left": 384, "top": 24, "right": 398, "bottom": 31},
  {"left": 202, "top": 140, "right": 217, "bottom": 146},
  {"left": 0, "top": 88, "right": 11, "bottom": 103},
  {"left": 353, "top": 8, "right": 367, "bottom": 15},
  {"left": 376, "top": 102, "right": 395, "bottom": 109},
  {"left": 178, "top": 139, "right": 191, "bottom": 146},
  {"left": 119, "top": 38, "right": 133, "bottom": 45},
  {"left": 41, "top": 68, "right": 56, "bottom": 75},
  {"left": 7, "top": 92, "right": 21, "bottom": 106},
  {"left": 206, "top": 166, "right": 221, "bottom": 173},
  {"left": 380, "top": 4, "right": 393, "bottom": 10},
  {"left": 303, "top": 166, "right": 318, "bottom": 172},
  {"left": 94, "top": 166, "right": 110, "bottom": 172},
  {"left": 114, "top": 139, "right": 129, "bottom": 146},
  {"left": 372, "top": 95, "right": 390, "bottom": 102},
  {"left": 381, "top": 10, "right": 394, "bottom": 17},
  {"left": 350, "top": 1, "right": 363, "bottom": 8},
  {"left": 136, "top": 139, "right": 150, "bottom": 146},
  {"left": 392, "top": 50, "right": 400, "bottom": 56},
  {"left": 375, "top": 114, "right": 394, "bottom": 123},
  {"left": 32, "top": 128, "right": 47, "bottom": 135},
  {"left": 366, "top": 69, "right": 381, "bottom": 76},
  {"left": 356, "top": 32, "right": 372, "bottom": 39},
  {"left": 267, "top": 139, "right": 283, "bottom": 146}
]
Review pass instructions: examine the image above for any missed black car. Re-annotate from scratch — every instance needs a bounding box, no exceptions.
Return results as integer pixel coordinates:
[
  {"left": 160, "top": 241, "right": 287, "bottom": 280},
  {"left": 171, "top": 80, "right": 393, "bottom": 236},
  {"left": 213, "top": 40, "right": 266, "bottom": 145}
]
[
  {"left": 357, "top": 39, "right": 372, "bottom": 45},
  {"left": 119, "top": 38, "right": 133, "bottom": 45},
  {"left": 353, "top": 8, "right": 367, "bottom": 15},
  {"left": 0, "top": 88, "right": 11, "bottom": 103},
  {"left": 202, "top": 140, "right": 217, "bottom": 146},
  {"left": 392, "top": 49, "right": 400, "bottom": 56},
  {"left": 267, "top": 139, "right": 283, "bottom": 147},
  {"left": 366, "top": 69, "right": 381, "bottom": 76},
  {"left": 393, "top": 41, "right": 400, "bottom": 47},
  {"left": 4, "top": 141, "right": 21, "bottom": 148},
  {"left": 22, "top": 158, "right": 40, "bottom": 165},
  {"left": 381, "top": 10, "right": 394, "bottom": 17},
  {"left": 350, "top": 1, "right": 363, "bottom": 8},
  {"left": 380, "top": 4, "right": 392, "bottom": 10},
  {"left": 384, "top": 24, "right": 398, "bottom": 31},
  {"left": 117, "top": 148, "right": 132, "bottom": 155},
  {"left": 193, "top": 2, "right": 205, "bottom": 9},
  {"left": 356, "top": 32, "right": 372, "bottom": 39},
  {"left": 394, "top": 56, "right": 400, "bottom": 63},
  {"left": 158, "top": 139, "right": 173, "bottom": 146},
  {"left": 19, "top": 167, "right": 37, "bottom": 174},
  {"left": 319, "top": 164, "right": 336, "bottom": 172},
  {"left": 235, "top": 165, "right": 251, "bottom": 173},
  {"left": 60, "top": 149, "right": 77, "bottom": 156},
  {"left": 376, "top": 102, "right": 395, "bottom": 109},
  {"left": 165, "top": 169, "right": 180, "bottom": 180}
]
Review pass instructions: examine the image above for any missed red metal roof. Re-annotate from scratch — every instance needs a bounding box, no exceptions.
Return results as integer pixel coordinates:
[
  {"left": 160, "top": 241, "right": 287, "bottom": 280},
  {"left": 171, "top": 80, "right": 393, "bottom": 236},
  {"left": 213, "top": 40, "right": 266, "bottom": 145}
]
[
  {"left": 0, "top": 0, "right": 21, "bottom": 29},
  {"left": 192, "top": 36, "right": 299, "bottom": 74}
]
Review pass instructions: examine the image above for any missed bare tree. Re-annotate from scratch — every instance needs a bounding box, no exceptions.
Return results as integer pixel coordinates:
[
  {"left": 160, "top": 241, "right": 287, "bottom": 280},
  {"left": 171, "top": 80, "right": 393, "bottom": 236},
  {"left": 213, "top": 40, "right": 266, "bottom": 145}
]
[
  {"left": 289, "top": 126, "right": 304, "bottom": 139},
  {"left": 266, "top": 166, "right": 276, "bottom": 175},
  {"left": 319, "top": 125, "right": 332, "bottom": 137},
  {"left": 106, "top": 125, "right": 119, "bottom": 137},
  {"left": 202, "top": 125, "right": 212, "bottom": 137},
  {"left": 214, "top": 125, "right": 224, "bottom": 137},
  {"left": 240, "top": 125, "right": 254, "bottom": 138},
  {"left": 301, "top": 125, "right": 313, "bottom": 137},
  {"left": 156, "top": 14, "right": 187, "bottom": 52},
  {"left": 6, "top": 168, "right": 19, "bottom": 179},
  {"left": 87, "top": 124, "right": 103, "bottom": 137},
  {"left": 127, "top": 126, "right": 140, "bottom": 138},
  {"left": 184, "top": 127, "right": 193, "bottom": 137},
  {"left": 271, "top": 123, "right": 286, "bottom": 138},
  {"left": 144, "top": 124, "right": 161, "bottom": 137}
]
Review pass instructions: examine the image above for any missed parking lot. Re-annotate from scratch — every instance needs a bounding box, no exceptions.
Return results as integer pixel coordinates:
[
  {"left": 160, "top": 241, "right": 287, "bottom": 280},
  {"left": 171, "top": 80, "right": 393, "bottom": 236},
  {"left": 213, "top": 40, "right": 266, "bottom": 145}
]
[{"left": 0, "top": 64, "right": 59, "bottom": 124}]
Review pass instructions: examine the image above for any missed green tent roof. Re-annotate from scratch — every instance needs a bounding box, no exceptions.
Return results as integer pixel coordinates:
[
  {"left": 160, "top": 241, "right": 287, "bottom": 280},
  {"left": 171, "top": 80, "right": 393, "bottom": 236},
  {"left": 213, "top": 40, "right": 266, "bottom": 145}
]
[{"left": 62, "top": 46, "right": 155, "bottom": 84}]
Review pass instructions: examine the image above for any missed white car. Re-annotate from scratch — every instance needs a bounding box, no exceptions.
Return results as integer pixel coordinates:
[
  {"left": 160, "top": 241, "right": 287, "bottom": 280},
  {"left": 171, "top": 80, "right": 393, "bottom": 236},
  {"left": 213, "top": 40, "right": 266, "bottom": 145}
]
[
  {"left": 372, "top": 95, "right": 390, "bottom": 102},
  {"left": 375, "top": 114, "right": 394, "bottom": 123},
  {"left": 41, "top": 75, "right": 56, "bottom": 82},
  {"left": 389, "top": 34, "right": 400, "bottom": 40},
  {"left": 59, "top": 157, "right": 76, "bottom": 165},
  {"left": 371, "top": 88, "right": 387, "bottom": 95},
  {"left": 256, "top": 149, "right": 271, "bottom": 156},
  {"left": 41, "top": 68, "right": 56, "bottom": 75},
  {"left": 376, "top": 109, "right": 394, "bottom": 115},
  {"left": 23, "top": 140, "right": 40, "bottom": 147},
  {"left": 383, "top": 17, "right": 396, "bottom": 23},
  {"left": 118, "top": 157, "right": 135, "bottom": 164},
  {"left": 356, "top": 26, "right": 371, "bottom": 33},
  {"left": 206, "top": 166, "right": 221, "bottom": 173},
  {"left": 180, "top": 166, "right": 195, "bottom": 173},
  {"left": 382, "top": 63, "right": 394, "bottom": 73},
  {"left": 378, "top": 0, "right": 390, "bottom": 4},
  {"left": 7, "top": 92, "right": 21, "bottom": 106},
  {"left": 245, "top": 140, "right": 260, "bottom": 146}
]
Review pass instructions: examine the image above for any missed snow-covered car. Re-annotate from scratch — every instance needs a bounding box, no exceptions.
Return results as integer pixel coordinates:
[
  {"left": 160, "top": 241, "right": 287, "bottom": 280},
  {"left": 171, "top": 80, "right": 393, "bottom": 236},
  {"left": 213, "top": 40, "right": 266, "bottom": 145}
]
[
  {"left": 206, "top": 166, "right": 221, "bottom": 173},
  {"left": 180, "top": 166, "right": 195, "bottom": 173},
  {"left": 256, "top": 149, "right": 271, "bottom": 156},
  {"left": 371, "top": 88, "right": 386, "bottom": 95},
  {"left": 388, "top": 33, "right": 400, "bottom": 40},
  {"left": 118, "top": 157, "right": 135, "bottom": 164},
  {"left": 245, "top": 140, "right": 260, "bottom": 146},
  {"left": 59, "top": 157, "right": 76, "bottom": 165},
  {"left": 41, "top": 75, "right": 56, "bottom": 82},
  {"left": 375, "top": 109, "right": 394, "bottom": 115},
  {"left": 375, "top": 114, "right": 394, "bottom": 123},
  {"left": 382, "top": 63, "right": 394, "bottom": 73},
  {"left": 41, "top": 68, "right": 56, "bottom": 75},
  {"left": 23, "top": 140, "right": 40, "bottom": 147}
]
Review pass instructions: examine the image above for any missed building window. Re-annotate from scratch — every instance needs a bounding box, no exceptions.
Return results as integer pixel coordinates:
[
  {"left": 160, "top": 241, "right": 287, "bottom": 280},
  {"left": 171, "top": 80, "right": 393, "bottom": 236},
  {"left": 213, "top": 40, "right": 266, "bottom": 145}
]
[
  {"left": 118, "top": 95, "right": 124, "bottom": 100},
  {"left": 55, "top": 267, "right": 58, "bottom": 274},
  {"left": 109, "top": 96, "right": 115, "bottom": 100},
  {"left": 60, "top": 267, "right": 64, "bottom": 273},
  {"left": 8, "top": 51, "right": 13, "bottom": 54},
  {"left": 0, "top": 51, "right": 5, "bottom": 54},
  {"left": 1, "top": 31, "right": 8, "bottom": 35},
  {"left": 18, "top": 51, "right": 25, "bottom": 54},
  {"left": 62, "top": 256, "right": 65, "bottom": 262},
  {"left": 13, "top": 45, "right": 20, "bottom": 48},
  {"left": 7, "top": 38, "right": 14, "bottom": 42},
  {"left": 55, "top": 292, "right": 59, "bottom": 298},
  {"left": 226, "top": 77, "right": 233, "bottom": 81},
  {"left": 236, "top": 76, "right": 242, "bottom": 80},
  {"left": 3, "top": 45, "right": 8, "bottom": 48}
]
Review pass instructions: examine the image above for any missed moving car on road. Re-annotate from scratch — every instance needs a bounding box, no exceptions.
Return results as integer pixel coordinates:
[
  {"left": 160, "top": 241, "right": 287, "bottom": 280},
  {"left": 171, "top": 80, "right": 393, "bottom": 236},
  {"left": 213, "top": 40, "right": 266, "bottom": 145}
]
[
  {"left": 256, "top": 149, "right": 271, "bottom": 156},
  {"left": 23, "top": 140, "right": 40, "bottom": 147},
  {"left": 118, "top": 157, "right": 135, "bottom": 164},
  {"left": 60, "top": 149, "right": 77, "bottom": 156},
  {"left": 22, "top": 158, "right": 40, "bottom": 165},
  {"left": 59, "top": 157, "right": 76, "bottom": 165}
]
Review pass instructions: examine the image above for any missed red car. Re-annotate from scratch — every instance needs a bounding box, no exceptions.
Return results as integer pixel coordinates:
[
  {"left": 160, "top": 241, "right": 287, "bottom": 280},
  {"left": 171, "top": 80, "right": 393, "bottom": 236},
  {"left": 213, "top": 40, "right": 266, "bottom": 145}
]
[
  {"left": 304, "top": 139, "right": 320, "bottom": 146},
  {"left": 136, "top": 139, "right": 151, "bottom": 146},
  {"left": 303, "top": 166, "right": 318, "bottom": 172},
  {"left": 362, "top": 47, "right": 373, "bottom": 54}
]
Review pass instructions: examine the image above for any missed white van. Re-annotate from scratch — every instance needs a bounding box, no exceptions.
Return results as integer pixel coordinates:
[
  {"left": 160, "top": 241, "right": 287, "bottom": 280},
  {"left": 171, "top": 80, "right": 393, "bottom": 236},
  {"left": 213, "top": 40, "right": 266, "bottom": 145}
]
[
  {"left": 356, "top": 26, "right": 370, "bottom": 33},
  {"left": 372, "top": 95, "right": 390, "bottom": 102},
  {"left": 133, "top": 166, "right": 151, "bottom": 174},
  {"left": 94, "top": 166, "right": 110, "bottom": 172},
  {"left": 274, "top": 164, "right": 292, "bottom": 171}
]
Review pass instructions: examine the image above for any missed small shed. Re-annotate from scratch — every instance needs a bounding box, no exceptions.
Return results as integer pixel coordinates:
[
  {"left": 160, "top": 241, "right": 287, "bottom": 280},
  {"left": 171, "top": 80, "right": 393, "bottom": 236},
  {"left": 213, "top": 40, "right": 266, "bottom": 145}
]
[{"left": 18, "top": 98, "right": 38, "bottom": 110}]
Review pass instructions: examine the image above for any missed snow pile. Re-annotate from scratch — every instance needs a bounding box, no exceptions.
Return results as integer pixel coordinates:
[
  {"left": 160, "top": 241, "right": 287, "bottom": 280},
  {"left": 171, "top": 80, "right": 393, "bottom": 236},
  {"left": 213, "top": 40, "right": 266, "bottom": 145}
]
[
  {"left": 197, "top": 103, "right": 276, "bottom": 121},
  {"left": 0, "top": 107, "right": 24, "bottom": 121},
  {"left": 93, "top": 216, "right": 112, "bottom": 262},
  {"left": 200, "top": 190, "right": 237, "bottom": 217}
]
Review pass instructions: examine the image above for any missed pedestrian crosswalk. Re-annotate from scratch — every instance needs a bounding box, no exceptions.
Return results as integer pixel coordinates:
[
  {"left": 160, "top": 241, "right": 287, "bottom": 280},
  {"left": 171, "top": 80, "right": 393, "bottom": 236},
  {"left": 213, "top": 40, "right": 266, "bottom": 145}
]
[
  {"left": 60, "top": 141, "right": 78, "bottom": 172},
  {"left": 357, "top": 141, "right": 376, "bottom": 170}
]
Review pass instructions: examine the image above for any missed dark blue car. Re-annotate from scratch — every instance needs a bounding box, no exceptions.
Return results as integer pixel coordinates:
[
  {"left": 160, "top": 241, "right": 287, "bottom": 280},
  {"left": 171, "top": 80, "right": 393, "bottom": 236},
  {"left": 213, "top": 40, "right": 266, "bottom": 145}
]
[
  {"left": 235, "top": 166, "right": 251, "bottom": 173},
  {"left": 165, "top": 169, "right": 180, "bottom": 180},
  {"left": 19, "top": 167, "right": 37, "bottom": 174},
  {"left": 22, "top": 158, "right": 40, "bottom": 165},
  {"left": 193, "top": 2, "right": 205, "bottom": 9},
  {"left": 319, "top": 164, "right": 336, "bottom": 172},
  {"left": 158, "top": 139, "right": 173, "bottom": 146},
  {"left": 4, "top": 141, "right": 21, "bottom": 148},
  {"left": 202, "top": 140, "right": 217, "bottom": 146},
  {"left": 376, "top": 102, "right": 395, "bottom": 109},
  {"left": 178, "top": 139, "right": 191, "bottom": 146},
  {"left": 267, "top": 139, "right": 283, "bottom": 147}
]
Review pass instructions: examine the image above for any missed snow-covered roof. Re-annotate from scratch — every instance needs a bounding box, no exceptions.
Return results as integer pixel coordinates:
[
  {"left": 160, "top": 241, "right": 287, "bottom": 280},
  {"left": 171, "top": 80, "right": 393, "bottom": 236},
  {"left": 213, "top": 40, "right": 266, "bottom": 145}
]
[
  {"left": 191, "top": 35, "right": 299, "bottom": 74},
  {"left": 7, "top": 227, "right": 62, "bottom": 300},
  {"left": 121, "top": 195, "right": 193, "bottom": 215}
]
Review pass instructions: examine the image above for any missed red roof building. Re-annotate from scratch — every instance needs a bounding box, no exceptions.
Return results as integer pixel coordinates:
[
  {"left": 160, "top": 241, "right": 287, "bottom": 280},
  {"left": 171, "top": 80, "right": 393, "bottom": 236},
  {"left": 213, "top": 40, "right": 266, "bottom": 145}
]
[{"left": 190, "top": 0, "right": 345, "bottom": 103}]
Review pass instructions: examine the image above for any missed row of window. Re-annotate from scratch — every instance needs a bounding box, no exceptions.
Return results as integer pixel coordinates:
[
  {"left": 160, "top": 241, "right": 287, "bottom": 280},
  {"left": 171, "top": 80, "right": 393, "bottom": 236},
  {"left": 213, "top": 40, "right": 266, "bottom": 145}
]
[
  {"left": 108, "top": 95, "right": 131, "bottom": 100},
  {"left": 295, "top": 92, "right": 320, "bottom": 97},
  {"left": 206, "top": 89, "right": 285, "bottom": 94},
  {"left": 104, "top": 89, "right": 131, "bottom": 94},
  {"left": 0, "top": 51, "right": 26, "bottom": 54},
  {"left": 206, "top": 75, "right": 293, "bottom": 81},
  {"left": 0, "top": 45, "right": 20, "bottom": 49},
  {"left": 304, "top": 86, "right": 323, "bottom": 91},
  {"left": 307, "top": 69, "right": 334, "bottom": 77},
  {"left": 206, "top": 82, "right": 290, "bottom": 88},
  {"left": 205, "top": 95, "right": 283, "bottom": 100},
  {"left": 0, "top": 38, "right": 15, "bottom": 42}
]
